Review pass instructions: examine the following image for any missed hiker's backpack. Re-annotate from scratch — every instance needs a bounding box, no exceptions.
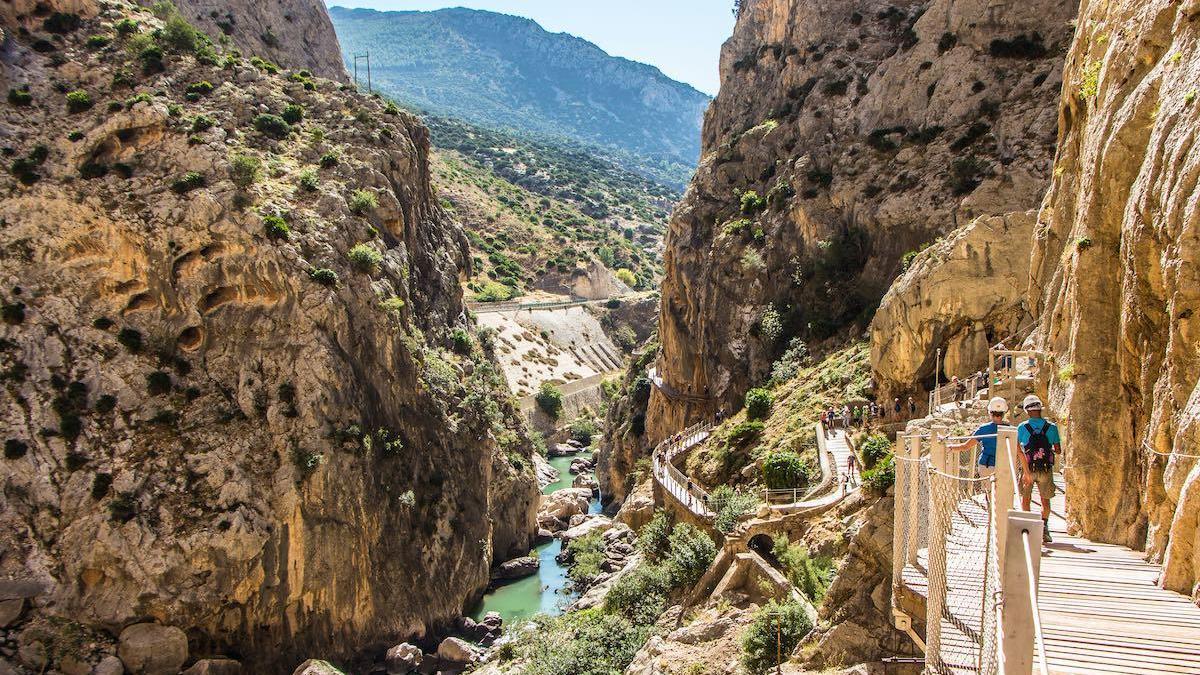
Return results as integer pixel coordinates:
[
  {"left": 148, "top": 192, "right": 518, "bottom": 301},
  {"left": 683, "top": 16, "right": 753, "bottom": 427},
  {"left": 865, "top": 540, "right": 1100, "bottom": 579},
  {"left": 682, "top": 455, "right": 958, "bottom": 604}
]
[{"left": 1023, "top": 420, "right": 1055, "bottom": 470}]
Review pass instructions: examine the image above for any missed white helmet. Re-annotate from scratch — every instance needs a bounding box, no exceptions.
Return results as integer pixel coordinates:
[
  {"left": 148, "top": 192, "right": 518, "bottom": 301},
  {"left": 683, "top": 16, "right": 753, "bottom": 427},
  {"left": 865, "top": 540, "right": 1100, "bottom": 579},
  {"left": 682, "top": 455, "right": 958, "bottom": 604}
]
[
  {"left": 987, "top": 397, "right": 1009, "bottom": 414},
  {"left": 1022, "top": 394, "right": 1044, "bottom": 411}
]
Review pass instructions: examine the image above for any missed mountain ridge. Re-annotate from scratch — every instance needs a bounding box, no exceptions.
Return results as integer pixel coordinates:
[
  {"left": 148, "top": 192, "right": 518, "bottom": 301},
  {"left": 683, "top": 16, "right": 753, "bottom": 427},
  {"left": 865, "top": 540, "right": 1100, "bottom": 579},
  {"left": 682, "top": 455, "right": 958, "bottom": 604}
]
[{"left": 328, "top": 5, "right": 711, "bottom": 188}]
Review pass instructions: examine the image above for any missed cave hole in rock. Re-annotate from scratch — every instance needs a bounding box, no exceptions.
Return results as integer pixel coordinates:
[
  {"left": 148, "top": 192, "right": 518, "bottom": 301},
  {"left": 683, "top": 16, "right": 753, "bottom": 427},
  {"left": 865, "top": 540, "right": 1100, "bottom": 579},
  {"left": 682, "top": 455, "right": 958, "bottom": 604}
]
[
  {"left": 200, "top": 287, "right": 238, "bottom": 314},
  {"left": 177, "top": 326, "right": 203, "bottom": 351},
  {"left": 122, "top": 292, "right": 156, "bottom": 314}
]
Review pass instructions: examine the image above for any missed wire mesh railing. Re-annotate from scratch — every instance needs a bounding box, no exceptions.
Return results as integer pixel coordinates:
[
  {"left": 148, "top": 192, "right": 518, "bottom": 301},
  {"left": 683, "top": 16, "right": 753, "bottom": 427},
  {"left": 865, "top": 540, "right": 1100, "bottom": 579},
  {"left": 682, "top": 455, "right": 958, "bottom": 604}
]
[{"left": 893, "top": 426, "right": 1043, "bottom": 675}]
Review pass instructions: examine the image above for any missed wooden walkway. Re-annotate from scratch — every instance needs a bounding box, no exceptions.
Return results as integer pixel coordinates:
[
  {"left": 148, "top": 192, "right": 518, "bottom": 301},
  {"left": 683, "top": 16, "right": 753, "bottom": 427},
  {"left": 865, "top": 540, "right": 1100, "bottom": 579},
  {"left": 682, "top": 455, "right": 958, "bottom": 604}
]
[
  {"left": 902, "top": 473, "right": 1200, "bottom": 674},
  {"left": 1036, "top": 478, "right": 1200, "bottom": 674}
]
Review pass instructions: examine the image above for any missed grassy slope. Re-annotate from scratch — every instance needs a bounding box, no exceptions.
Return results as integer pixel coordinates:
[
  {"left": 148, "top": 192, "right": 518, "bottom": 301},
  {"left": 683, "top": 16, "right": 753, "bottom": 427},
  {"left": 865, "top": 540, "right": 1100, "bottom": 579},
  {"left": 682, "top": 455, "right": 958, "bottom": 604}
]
[
  {"left": 432, "top": 148, "right": 663, "bottom": 299},
  {"left": 686, "top": 342, "right": 872, "bottom": 489}
]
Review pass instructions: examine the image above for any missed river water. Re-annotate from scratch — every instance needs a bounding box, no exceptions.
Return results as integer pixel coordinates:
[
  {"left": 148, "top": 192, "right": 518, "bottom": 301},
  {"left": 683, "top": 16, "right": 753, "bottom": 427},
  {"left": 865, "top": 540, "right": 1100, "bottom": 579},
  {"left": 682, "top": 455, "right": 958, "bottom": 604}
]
[{"left": 470, "top": 453, "right": 600, "bottom": 624}]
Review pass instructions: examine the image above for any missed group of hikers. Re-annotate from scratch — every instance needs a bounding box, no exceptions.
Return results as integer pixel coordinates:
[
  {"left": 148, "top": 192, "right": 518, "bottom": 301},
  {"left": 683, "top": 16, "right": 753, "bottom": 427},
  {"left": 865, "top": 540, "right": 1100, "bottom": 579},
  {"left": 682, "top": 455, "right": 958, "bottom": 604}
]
[
  {"left": 819, "top": 396, "right": 919, "bottom": 436},
  {"left": 949, "top": 394, "right": 1061, "bottom": 543}
]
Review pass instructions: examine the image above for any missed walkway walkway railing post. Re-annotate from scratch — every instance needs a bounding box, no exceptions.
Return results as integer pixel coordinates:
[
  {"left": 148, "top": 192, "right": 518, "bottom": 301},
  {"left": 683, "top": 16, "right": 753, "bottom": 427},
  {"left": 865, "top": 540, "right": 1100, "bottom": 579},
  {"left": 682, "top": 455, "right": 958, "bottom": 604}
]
[
  {"left": 1000, "top": 511, "right": 1044, "bottom": 675},
  {"left": 892, "top": 431, "right": 911, "bottom": 591},
  {"left": 925, "top": 426, "right": 951, "bottom": 667},
  {"left": 904, "top": 433, "right": 923, "bottom": 567},
  {"left": 994, "top": 426, "right": 1020, "bottom": 573}
]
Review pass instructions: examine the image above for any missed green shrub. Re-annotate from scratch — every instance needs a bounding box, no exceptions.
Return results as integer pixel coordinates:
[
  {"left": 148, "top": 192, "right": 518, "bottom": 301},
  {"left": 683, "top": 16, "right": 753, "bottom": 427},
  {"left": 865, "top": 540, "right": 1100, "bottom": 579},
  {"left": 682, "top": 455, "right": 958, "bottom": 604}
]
[
  {"left": 114, "top": 18, "right": 139, "bottom": 36},
  {"left": 348, "top": 189, "right": 378, "bottom": 215},
  {"left": 229, "top": 153, "right": 261, "bottom": 189},
  {"left": 727, "top": 420, "right": 765, "bottom": 446},
  {"left": 665, "top": 523, "right": 716, "bottom": 588},
  {"left": 185, "top": 81, "right": 214, "bottom": 97},
  {"left": 43, "top": 12, "right": 81, "bottom": 34},
  {"left": 86, "top": 34, "right": 112, "bottom": 49},
  {"left": 535, "top": 382, "right": 564, "bottom": 418},
  {"left": 67, "top": 130, "right": 84, "bottom": 142},
  {"left": 710, "top": 485, "right": 759, "bottom": 533},
  {"left": 136, "top": 43, "right": 164, "bottom": 74},
  {"left": 263, "top": 215, "right": 290, "bottom": 241},
  {"left": 191, "top": 114, "right": 215, "bottom": 132},
  {"left": 566, "top": 531, "right": 606, "bottom": 586},
  {"left": 384, "top": 101, "right": 401, "bottom": 115},
  {"left": 637, "top": 509, "right": 672, "bottom": 562},
  {"left": 858, "top": 433, "right": 891, "bottom": 469},
  {"left": 253, "top": 113, "right": 291, "bottom": 139},
  {"left": 758, "top": 305, "right": 782, "bottom": 343},
  {"left": 8, "top": 88, "right": 32, "bottom": 106},
  {"left": 770, "top": 337, "right": 809, "bottom": 384},
  {"left": 292, "top": 445, "right": 323, "bottom": 478},
  {"left": 520, "top": 609, "right": 650, "bottom": 675},
  {"left": 309, "top": 268, "right": 338, "bottom": 286},
  {"left": 319, "top": 152, "right": 339, "bottom": 168},
  {"left": 862, "top": 454, "right": 895, "bottom": 496},
  {"left": 615, "top": 268, "right": 637, "bottom": 287},
  {"left": 171, "top": 171, "right": 206, "bottom": 194},
  {"left": 568, "top": 416, "right": 599, "bottom": 446},
  {"left": 772, "top": 535, "right": 833, "bottom": 601},
  {"left": 65, "top": 90, "right": 92, "bottom": 113},
  {"left": 745, "top": 387, "right": 773, "bottom": 420},
  {"left": 761, "top": 450, "right": 810, "bottom": 489},
  {"left": 379, "top": 296, "right": 406, "bottom": 316},
  {"left": 740, "top": 600, "right": 814, "bottom": 674},
  {"left": 297, "top": 168, "right": 319, "bottom": 192},
  {"left": 740, "top": 190, "right": 767, "bottom": 214},
  {"left": 116, "top": 328, "right": 143, "bottom": 352},
  {"left": 449, "top": 327, "right": 473, "bottom": 354},
  {"left": 347, "top": 243, "right": 382, "bottom": 272},
  {"left": 605, "top": 563, "right": 671, "bottom": 624},
  {"left": 146, "top": 371, "right": 172, "bottom": 396},
  {"left": 161, "top": 15, "right": 201, "bottom": 53},
  {"left": 281, "top": 103, "right": 304, "bottom": 124},
  {"left": 471, "top": 280, "right": 517, "bottom": 302}
]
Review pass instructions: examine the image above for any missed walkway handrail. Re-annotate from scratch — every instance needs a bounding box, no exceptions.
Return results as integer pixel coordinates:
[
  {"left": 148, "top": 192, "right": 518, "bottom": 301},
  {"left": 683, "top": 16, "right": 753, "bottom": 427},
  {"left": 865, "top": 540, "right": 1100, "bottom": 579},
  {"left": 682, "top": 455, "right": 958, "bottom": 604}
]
[{"left": 1022, "top": 530, "right": 1050, "bottom": 675}]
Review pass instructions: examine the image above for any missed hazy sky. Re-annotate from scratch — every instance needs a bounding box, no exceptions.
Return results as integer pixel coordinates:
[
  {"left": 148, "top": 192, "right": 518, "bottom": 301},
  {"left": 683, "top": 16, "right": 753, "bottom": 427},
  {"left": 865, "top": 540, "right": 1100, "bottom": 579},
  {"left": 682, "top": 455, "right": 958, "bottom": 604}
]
[{"left": 324, "top": 1, "right": 737, "bottom": 95}]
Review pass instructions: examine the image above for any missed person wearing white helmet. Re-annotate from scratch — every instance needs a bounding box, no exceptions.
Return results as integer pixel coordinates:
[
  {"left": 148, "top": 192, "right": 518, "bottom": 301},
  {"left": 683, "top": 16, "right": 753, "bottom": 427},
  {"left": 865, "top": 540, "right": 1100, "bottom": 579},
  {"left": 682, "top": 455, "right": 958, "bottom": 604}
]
[
  {"left": 1017, "top": 394, "right": 1061, "bottom": 543},
  {"left": 949, "top": 396, "right": 1009, "bottom": 478}
]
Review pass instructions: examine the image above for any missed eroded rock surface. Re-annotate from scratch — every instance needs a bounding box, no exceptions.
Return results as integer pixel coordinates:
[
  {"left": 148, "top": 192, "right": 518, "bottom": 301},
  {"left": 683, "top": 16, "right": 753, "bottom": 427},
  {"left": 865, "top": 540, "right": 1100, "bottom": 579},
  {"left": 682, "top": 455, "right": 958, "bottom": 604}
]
[
  {"left": 649, "top": 0, "right": 1076, "bottom": 440},
  {"left": 0, "top": 2, "right": 537, "bottom": 671}
]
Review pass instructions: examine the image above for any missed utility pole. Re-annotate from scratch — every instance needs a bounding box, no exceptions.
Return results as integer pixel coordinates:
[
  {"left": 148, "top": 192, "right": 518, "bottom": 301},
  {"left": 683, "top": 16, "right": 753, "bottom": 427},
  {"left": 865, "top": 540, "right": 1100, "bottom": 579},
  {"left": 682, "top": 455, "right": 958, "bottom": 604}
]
[{"left": 352, "top": 52, "right": 372, "bottom": 93}]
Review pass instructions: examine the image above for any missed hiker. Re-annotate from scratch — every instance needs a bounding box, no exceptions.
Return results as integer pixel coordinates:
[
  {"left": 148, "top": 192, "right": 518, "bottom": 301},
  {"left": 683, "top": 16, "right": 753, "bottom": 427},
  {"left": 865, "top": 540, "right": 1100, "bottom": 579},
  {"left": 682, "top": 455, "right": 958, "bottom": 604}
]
[
  {"left": 893, "top": 397, "right": 902, "bottom": 420},
  {"left": 908, "top": 396, "right": 917, "bottom": 416},
  {"left": 846, "top": 452, "right": 859, "bottom": 486},
  {"left": 819, "top": 410, "right": 830, "bottom": 437},
  {"left": 1017, "top": 394, "right": 1061, "bottom": 543},
  {"left": 995, "top": 341, "right": 1011, "bottom": 375},
  {"left": 953, "top": 376, "right": 967, "bottom": 407},
  {"left": 842, "top": 404, "right": 852, "bottom": 429},
  {"left": 948, "top": 397, "right": 1008, "bottom": 479}
]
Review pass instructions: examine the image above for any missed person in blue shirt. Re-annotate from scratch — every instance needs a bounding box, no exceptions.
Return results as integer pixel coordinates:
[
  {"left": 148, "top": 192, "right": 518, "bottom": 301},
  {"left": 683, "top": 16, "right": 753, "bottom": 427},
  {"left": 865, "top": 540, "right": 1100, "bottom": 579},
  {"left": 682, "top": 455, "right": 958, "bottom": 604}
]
[
  {"left": 1017, "top": 394, "right": 1061, "bottom": 543},
  {"left": 949, "top": 397, "right": 1009, "bottom": 478}
]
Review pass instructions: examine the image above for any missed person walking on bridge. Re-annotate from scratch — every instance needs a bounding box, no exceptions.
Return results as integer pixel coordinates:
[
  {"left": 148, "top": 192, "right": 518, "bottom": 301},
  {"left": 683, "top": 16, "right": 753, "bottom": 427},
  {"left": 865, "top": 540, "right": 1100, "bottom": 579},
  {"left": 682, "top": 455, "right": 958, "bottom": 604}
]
[
  {"left": 948, "top": 397, "right": 1008, "bottom": 479},
  {"left": 1017, "top": 394, "right": 1061, "bottom": 543}
]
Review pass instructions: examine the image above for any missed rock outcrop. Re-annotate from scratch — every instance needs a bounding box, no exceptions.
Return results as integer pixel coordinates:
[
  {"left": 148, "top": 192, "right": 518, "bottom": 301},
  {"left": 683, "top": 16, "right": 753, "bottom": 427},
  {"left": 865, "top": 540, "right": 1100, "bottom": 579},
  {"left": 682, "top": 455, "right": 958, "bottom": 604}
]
[
  {"left": 649, "top": 0, "right": 1077, "bottom": 440},
  {"left": 0, "top": 2, "right": 536, "bottom": 672},
  {"left": 871, "top": 212, "right": 1036, "bottom": 401},
  {"left": 1027, "top": 0, "right": 1200, "bottom": 598},
  {"left": 174, "top": 0, "right": 348, "bottom": 82}
]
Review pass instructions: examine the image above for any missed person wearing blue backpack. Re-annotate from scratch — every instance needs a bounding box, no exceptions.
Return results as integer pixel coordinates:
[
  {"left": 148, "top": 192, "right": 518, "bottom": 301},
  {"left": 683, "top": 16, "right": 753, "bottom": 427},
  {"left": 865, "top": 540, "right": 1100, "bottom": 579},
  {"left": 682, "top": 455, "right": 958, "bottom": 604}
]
[{"left": 1017, "top": 394, "right": 1061, "bottom": 543}]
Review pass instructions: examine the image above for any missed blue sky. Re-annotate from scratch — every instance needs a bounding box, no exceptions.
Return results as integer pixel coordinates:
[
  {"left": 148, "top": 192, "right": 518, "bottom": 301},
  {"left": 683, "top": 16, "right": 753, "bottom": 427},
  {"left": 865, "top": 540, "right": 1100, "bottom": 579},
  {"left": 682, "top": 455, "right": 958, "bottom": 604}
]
[{"left": 324, "top": 1, "right": 736, "bottom": 95}]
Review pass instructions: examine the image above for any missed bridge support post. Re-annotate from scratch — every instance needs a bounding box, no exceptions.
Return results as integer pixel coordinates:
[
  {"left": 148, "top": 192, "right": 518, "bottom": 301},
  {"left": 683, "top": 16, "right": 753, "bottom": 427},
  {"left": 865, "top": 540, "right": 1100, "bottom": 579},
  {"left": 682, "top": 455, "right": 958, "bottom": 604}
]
[{"left": 1000, "top": 511, "right": 1043, "bottom": 675}]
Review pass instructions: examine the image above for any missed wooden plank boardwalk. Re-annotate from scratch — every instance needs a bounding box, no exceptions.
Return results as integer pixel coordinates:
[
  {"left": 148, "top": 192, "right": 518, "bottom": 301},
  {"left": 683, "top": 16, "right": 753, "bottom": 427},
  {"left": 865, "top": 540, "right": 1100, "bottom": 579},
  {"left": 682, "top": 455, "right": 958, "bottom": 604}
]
[
  {"left": 903, "top": 474, "right": 1200, "bottom": 674},
  {"left": 1036, "top": 478, "right": 1200, "bottom": 674}
]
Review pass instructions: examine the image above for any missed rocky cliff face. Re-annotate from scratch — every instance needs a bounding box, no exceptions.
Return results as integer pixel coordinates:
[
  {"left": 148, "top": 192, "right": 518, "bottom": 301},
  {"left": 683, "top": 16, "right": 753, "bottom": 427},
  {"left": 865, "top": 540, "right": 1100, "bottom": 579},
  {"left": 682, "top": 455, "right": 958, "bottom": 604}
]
[
  {"left": 871, "top": 211, "right": 1036, "bottom": 401},
  {"left": 0, "top": 1, "right": 536, "bottom": 671},
  {"left": 649, "top": 0, "right": 1076, "bottom": 441},
  {"left": 1029, "top": 0, "right": 1200, "bottom": 599},
  {"left": 173, "top": 0, "right": 348, "bottom": 81}
]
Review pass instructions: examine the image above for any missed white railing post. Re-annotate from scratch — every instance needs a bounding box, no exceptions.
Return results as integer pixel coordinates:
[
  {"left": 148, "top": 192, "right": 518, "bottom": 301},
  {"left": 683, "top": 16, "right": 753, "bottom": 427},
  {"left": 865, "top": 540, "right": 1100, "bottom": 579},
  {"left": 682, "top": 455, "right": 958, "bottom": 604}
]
[
  {"left": 1000, "top": 511, "right": 1043, "bottom": 675},
  {"left": 925, "top": 426, "right": 951, "bottom": 665},
  {"left": 893, "top": 431, "right": 909, "bottom": 591},
  {"left": 995, "top": 426, "right": 1019, "bottom": 572},
  {"left": 905, "top": 434, "right": 922, "bottom": 568}
]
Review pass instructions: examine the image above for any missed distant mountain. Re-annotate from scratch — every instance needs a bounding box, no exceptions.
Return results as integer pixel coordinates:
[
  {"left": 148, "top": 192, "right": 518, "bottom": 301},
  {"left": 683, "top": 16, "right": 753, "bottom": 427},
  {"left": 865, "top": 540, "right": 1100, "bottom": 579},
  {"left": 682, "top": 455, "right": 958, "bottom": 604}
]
[{"left": 327, "top": 6, "right": 710, "bottom": 188}]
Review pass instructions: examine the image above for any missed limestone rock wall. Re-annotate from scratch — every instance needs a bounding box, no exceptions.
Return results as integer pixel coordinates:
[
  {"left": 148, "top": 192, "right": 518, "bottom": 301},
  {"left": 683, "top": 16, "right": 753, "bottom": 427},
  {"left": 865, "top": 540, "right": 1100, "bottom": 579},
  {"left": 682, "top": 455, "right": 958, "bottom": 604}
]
[
  {"left": 0, "top": 2, "right": 536, "bottom": 671},
  {"left": 1030, "top": 0, "right": 1200, "bottom": 598},
  {"left": 870, "top": 212, "right": 1036, "bottom": 402},
  {"left": 649, "top": 0, "right": 1076, "bottom": 441},
  {"left": 172, "top": 0, "right": 349, "bottom": 82}
]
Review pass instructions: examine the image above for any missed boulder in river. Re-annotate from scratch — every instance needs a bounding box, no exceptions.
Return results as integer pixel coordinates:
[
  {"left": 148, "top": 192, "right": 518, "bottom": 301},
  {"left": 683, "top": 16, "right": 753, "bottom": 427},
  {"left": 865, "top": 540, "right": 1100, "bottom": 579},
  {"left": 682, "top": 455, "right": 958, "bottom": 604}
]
[
  {"left": 436, "top": 637, "right": 482, "bottom": 663},
  {"left": 538, "top": 488, "right": 591, "bottom": 524},
  {"left": 561, "top": 515, "right": 613, "bottom": 543},
  {"left": 532, "top": 453, "right": 560, "bottom": 489},
  {"left": 182, "top": 659, "right": 242, "bottom": 675},
  {"left": 384, "top": 643, "right": 422, "bottom": 674},
  {"left": 494, "top": 556, "right": 540, "bottom": 580},
  {"left": 292, "top": 660, "right": 346, "bottom": 675},
  {"left": 572, "top": 473, "right": 599, "bottom": 492},
  {"left": 548, "top": 443, "right": 578, "bottom": 457}
]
